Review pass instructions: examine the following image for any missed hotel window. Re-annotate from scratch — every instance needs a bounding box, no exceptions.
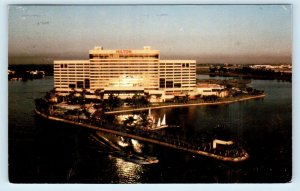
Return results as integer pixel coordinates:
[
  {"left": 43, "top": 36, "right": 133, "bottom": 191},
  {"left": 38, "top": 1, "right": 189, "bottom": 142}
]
[
  {"left": 60, "top": 64, "right": 68, "bottom": 68},
  {"left": 166, "top": 81, "right": 173, "bottom": 88},
  {"left": 69, "top": 84, "right": 76, "bottom": 88},
  {"left": 174, "top": 83, "right": 181, "bottom": 88},
  {"left": 159, "top": 78, "right": 165, "bottom": 88},
  {"left": 84, "top": 79, "right": 90, "bottom": 89},
  {"left": 77, "top": 81, "right": 84, "bottom": 89}
]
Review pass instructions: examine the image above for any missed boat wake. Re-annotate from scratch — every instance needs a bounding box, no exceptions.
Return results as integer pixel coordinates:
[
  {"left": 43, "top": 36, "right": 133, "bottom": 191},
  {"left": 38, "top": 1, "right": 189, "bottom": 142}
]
[{"left": 89, "top": 132, "right": 159, "bottom": 165}]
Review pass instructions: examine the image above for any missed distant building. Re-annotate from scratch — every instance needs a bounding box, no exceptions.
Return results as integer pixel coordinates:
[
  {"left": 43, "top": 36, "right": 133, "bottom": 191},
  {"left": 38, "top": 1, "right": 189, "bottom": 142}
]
[
  {"left": 54, "top": 46, "right": 196, "bottom": 102},
  {"left": 249, "top": 64, "right": 292, "bottom": 74},
  {"left": 8, "top": 70, "right": 15, "bottom": 75},
  {"left": 250, "top": 64, "right": 292, "bottom": 70},
  {"left": 28, "top": 70, "right": 45, "bottom": 76},
  {"left": 195, "top": 83, "right": 228, "bottom": 98},
  {"left": 250, "top": 65, "right": 275, "bottom": 69}
]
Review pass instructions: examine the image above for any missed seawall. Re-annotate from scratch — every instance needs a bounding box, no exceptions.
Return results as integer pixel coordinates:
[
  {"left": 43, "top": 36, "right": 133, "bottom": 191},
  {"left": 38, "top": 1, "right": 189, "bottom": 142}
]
[{"left": 105, "top": 94, "right": 266, "bottom": 114}]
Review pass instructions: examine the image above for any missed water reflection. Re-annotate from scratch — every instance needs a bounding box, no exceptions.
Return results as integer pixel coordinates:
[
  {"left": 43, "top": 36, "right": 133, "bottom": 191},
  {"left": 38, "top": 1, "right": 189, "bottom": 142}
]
[{"left": 113, "top": 157, "right": 144, "bottom": 183}]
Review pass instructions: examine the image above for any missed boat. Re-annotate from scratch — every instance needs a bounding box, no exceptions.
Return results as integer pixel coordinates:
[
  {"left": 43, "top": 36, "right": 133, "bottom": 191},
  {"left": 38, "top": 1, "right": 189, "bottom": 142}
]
[
  {"left": 147, "top": 109, "right": 179, "bottom": 130},
  {"left": 152, "top": 114, "right": 168, "bottom": 130},
  {"left": 109, "top": 151, "right": 159, "bottom": 165},
  {"left": 124, "top": 154, "right": 159, "bottom": 165}
]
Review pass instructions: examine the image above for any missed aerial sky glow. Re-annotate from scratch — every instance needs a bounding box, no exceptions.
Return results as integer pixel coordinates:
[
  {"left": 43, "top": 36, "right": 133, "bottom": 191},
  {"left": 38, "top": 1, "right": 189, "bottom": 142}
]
[{"left": 8, "top": 5, "right": 292, "bottom": 64}]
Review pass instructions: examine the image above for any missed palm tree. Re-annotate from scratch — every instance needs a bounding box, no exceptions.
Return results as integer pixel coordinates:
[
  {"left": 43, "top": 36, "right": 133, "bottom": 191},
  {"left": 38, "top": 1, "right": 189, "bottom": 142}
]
[
  {"left": 139, "top": 112, "right": 150, "bottom": 127},
  {"left": 124, "top": 97, "right": 133, "bottom": 106},
  {"left": 123, "top": 116, "right": 135, "bottom": 127},
  {"left": 67, "top": 88, "right": 77, "bottom": 104},
  {"left": 131, "top": 94, "right": 150, "bottom": 107},
  {"left": 95, "top": 89, "right": 104, "bottom": 100},
  {"left": 183, "top": 94, "right": 189, "bottom": 103},
  {"left": 80, "top": 88, "right": 86, "bottom": 103},
  {"left": 140, "top": 95, "right": 150, "bottom": 107},
  {"left": 107, "top": 93, "right": 121, "bottom": 110},
  {"left": 132, "top": 93, "right": 138, "bottom": 107}
]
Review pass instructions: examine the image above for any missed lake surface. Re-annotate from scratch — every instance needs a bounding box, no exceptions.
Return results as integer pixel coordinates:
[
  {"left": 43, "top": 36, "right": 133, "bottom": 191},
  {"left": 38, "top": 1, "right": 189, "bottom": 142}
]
[{"left": 8, "top": 75, "right": 292, "bottom": 183}]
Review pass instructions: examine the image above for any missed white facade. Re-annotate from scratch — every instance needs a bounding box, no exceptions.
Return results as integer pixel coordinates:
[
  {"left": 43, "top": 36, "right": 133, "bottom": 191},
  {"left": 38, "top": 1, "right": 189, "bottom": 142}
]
[
  {"left": 195, "top": 84, "right": 228, "bottom": 97},
  {"left": 54, "top": 46, "right": 196, "bottom": 100},
  {"left": 159, "top": 60, "right": 196, "bottom": 95},
  {"left": 54, "top": 60, "right": 90, "bottom": 93}
]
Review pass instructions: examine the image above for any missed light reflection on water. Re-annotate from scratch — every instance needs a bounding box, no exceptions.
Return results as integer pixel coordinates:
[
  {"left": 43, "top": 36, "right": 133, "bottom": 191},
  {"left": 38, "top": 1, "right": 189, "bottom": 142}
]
[{"left": 113, "top": 157, "right": 144, "bottom": 183}]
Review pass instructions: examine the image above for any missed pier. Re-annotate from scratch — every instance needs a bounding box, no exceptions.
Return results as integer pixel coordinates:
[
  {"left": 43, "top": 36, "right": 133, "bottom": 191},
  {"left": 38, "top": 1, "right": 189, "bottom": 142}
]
[{"left": 35, "top": 109, "right": 249, "bottom": 162}]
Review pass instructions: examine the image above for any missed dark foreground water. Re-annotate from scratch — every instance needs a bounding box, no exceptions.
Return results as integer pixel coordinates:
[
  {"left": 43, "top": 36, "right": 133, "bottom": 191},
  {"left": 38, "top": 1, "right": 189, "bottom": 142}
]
[{"left": 8, "top": 76, "right": 292, "bottom": 183}]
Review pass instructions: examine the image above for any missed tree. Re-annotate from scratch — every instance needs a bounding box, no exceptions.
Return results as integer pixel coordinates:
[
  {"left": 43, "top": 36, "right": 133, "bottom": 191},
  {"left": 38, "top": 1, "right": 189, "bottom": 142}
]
[
  {"left": 203, "top": 95, "right": 218, "bottom": 102},
  {"left": 67, "top": 89, "right": 77, "bottom": 104},
  {"left": 183, "top": 94, "right": 189, "bottom": 103},
  {"left": 124, "top": 97, "right": 133, "bottom": 105},
  {"left": 174, "top": 95, "right": 189, "bottom": 103},
  {"left": 107, "top": 93, "right": 121, "bottom": 110},
  {"left": 139, "top": 112, "right": 150, "bottom": 127},
  {"left": 123, "top": 116, "right": 135, "bottom": 127},
  {"left": 209, "top": 67, "right": 217, "bottom": 73},
  {"left": 95, "top": 89, "right": 104, "bottom": 100},
  {"left": 35, "top": 98, "right": 50, "bottom": 112},
  {"left": 81, "top": 88, "right": 86, "bottom": 102},
  {"left": 44, "top": 88, "right": 56, "bottom": 100},
  {"left": 132, "top": 94, "right": 150, "bottom": 107},
  {"left": 139, "top": 95, "right": 150, "bottom": 107}
]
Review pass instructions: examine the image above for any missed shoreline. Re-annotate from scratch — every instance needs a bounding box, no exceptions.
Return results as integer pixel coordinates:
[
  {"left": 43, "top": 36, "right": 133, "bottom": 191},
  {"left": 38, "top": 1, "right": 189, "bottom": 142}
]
[
  {"left": 34, "top": 109, "right": 249, "bottom": 162},
  {"left": 105, "top": 94, "right": 266, "bottom": 114},
  {"left": 33, "top": 94, "right": 263, "bottom": 162}
]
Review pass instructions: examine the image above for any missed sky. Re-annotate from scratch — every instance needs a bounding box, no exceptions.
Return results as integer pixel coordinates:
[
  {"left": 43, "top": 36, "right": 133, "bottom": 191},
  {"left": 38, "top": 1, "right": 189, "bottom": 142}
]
[{"left": 8, "top": 5, "right": 292, "bottom": 64}]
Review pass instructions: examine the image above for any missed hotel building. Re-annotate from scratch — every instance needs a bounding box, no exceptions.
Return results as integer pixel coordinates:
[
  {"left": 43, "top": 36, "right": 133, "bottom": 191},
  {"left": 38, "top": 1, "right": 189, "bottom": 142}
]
[{"left": 54, "top": 46, "right": 196, "bottom": 102}]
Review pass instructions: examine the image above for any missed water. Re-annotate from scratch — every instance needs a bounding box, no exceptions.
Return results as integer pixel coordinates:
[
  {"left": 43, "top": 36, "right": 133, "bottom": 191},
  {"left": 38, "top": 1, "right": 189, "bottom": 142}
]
[{"left": 8, "top": 76, "right": 292, "bottom": 183}]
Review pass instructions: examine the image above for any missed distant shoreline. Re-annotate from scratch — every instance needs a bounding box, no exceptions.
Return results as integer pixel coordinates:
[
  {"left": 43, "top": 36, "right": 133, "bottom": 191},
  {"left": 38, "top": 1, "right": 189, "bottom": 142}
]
[{"left": 105, "top": 94, "right": 266, "bottom": 114}]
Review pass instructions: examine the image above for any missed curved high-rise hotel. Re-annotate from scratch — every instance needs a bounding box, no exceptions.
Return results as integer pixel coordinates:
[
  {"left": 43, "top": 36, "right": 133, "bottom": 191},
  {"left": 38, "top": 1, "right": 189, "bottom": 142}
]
[{"left": 54, "top": 46, "right": 196, "bottom": 102}]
